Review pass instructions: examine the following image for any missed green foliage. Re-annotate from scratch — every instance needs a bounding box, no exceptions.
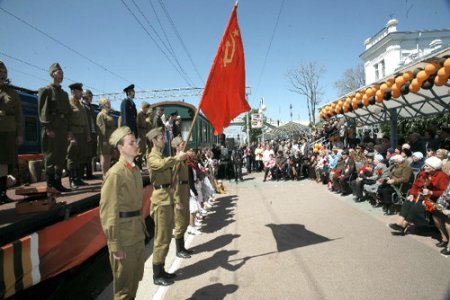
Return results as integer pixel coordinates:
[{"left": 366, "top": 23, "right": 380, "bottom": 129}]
[{"left": 380, "top": 112, "right": 450, "bottom": 136}]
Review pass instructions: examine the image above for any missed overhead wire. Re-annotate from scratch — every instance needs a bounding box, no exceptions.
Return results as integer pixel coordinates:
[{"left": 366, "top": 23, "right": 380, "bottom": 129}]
[
  {"left": 255, "top": 0, "right": 286, "bottom": 93},
  {"left": 130, "top": 0, "right": 195, "bottom": 86},
  {"left": 157, "top": 0, "right": 204, "bottom": 84},
  {"left": 0, "top": 51, "right": 105, "bottom": 93},
  {"left": 120, "top": 0, "right": 195, "bottom": 87},
  {"left": 0, "top": 6, "right": 137, "bottom": 89}
]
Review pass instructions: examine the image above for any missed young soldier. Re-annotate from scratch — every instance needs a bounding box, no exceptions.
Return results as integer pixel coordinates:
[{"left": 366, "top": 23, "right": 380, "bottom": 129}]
[
  {"left": 146, "top": 127, "right": 187, "bottom": 286},
  {"left": 99, "top": 126, "right": 147, "bottom": 299},
  {"left": 0, "top": 61, "right": 23, "bottom": 204},
  {"left": 171, "top": 136, "right": 193, "bottom": 258},
  {"left": 38, "top": 63, "right": 72, "bottom": 192}
]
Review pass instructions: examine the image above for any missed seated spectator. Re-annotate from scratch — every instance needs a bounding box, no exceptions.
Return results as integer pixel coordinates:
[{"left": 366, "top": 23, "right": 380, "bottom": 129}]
[
  {"left": 263, "top": 153, "right": 276, "bottom": 182},
  {"left": 411, "top": 152, "right": 425, "bottom": 170},
  {"left": 389, "top": 156, "right": 449, "bottom": 235},
  {"left": 377, "top": 155, "right": 413, "bottom": 215},
  {"left": 401, "top": 148, "right": 413, "bottom": 165},
  {"left": 363, "top": 154, "right": 388, "bottom": 202},
  {"left": 351, "top": 152, "right": 374, "bottom": 202},
  {"left": 332, "top": 149, "right": 356, "bottom": 196},
  {"left": 432, "top": 169, "right": 450, "bottom": 255}
]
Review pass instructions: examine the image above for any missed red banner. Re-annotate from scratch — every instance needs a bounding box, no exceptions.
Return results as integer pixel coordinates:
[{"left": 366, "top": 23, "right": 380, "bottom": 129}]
[{"left": 199, "top": 4, "right": 250, "bottom": 135}]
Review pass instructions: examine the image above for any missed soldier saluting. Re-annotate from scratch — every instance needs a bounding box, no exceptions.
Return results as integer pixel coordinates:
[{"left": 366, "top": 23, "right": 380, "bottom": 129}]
[
  {"left": 146, "top": 127, "right": 187, "bottom": 286},
  {"left": 0, "top": 61, "right": 23, "bottom": 204},
  {"left": 38, "top": 63, "right": 72, "bottom": 192},
  {"left": 99, "top": 126, "right": 147, "bottom": 300}
]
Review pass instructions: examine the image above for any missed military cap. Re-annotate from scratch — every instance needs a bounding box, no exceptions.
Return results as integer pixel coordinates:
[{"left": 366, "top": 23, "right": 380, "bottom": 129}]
[
  {"left": 83, "top": 89, "right": 93, "bottom": 97},
  {"left": 68, "top": 82, "right": 83, "bottom": 90},
  {"left": 123, "top": 84, "right": 135, "bottom": 93},
  {"left": 171, "top": 136, "right": 184, "bottom": 148},
  {"left": 98, "top": 97, "right": 110, "bottom": 107},
  {"left": 49, "top": 63, "right": 62, "bottom": 75},
  {"left": 0, "top": 60, "right": 6, "bottom": 70},
  {"left": 109, "top": 126, "right": 133, "bottom": 147},
  {"left": 146, "top": 127, "right": 163, "bottom": 141},
  {"left": 176, "top": 115, "right": 181, "bottom": 120},
  {"left": 141, "top": 101, "right": 150, "bottom": 109}
]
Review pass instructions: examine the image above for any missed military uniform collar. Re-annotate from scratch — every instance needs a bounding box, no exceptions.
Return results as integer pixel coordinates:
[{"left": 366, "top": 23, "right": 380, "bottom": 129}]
[{"left": 120, "top": 157, "right": 136, "bottom": 170}]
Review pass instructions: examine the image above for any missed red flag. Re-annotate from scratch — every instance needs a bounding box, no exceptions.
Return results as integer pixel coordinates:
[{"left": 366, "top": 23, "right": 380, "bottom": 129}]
[{"left": 199, "top": 4, "right": 250, "bottom": 135}]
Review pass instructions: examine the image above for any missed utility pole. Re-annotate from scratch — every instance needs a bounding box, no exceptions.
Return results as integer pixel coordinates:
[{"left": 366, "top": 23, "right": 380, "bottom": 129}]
[{"left": 290, "top": 104, "right": 293, "bottom": 122}]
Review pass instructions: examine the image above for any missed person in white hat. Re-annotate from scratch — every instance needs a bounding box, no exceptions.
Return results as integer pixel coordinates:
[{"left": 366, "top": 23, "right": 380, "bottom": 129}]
[{"left": 389, "top": 156, "right": 449, "bottom": 236}]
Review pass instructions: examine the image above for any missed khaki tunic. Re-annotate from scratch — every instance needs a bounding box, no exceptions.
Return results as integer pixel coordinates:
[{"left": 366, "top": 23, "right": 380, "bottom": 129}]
[
  {"left": 99, "top": 158, "right": 147, "bottom": 299},
  {"left": 67, "top": 98, "right": 89, "bottom": 170},
  {"left": 137, "top": 111, "right": 151, "bottom": 156},
  {"left": 38, "top": 84, "right": 72, "bottom": 175},
  {"left": 0, "top": 85, "right": 23, "bottom": 164},
  {"left": 173, "top": 161, "right": 190, "bottom": 238},
  {"left": 97, "top": 111, "right": 117, "bottom": 156},
  {"left": 147, "top": 148, "right": 180, "bottom": 264},
  {"left": 389, "top": 160, "right": 412, "bottom": 185}
]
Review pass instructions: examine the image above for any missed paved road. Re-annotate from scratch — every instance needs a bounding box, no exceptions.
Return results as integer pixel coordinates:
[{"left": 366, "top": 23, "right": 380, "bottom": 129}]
[{"left": 103, "top": 172, "right": 450, "bottom": 300}]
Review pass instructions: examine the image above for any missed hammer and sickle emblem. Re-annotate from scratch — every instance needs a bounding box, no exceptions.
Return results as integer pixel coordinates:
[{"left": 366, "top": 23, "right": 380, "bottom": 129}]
[{"left": 223, "top": 28, "right": 239, "bottom": 67}]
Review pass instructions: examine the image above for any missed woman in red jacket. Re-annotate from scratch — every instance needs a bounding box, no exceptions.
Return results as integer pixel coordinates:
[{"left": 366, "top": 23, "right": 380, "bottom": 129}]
[{"left": 389, "top": 156, "right": 449, "bottom": 234}]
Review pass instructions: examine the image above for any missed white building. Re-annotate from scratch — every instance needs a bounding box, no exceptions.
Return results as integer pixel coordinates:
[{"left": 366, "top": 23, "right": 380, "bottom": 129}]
[{"left": 360, "top": 19, "right": 450, "bottom": 85}]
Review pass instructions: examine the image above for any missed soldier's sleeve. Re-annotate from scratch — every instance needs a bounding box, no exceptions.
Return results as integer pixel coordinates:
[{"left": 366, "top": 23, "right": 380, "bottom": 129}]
[
  {"left": 14, "top": 91, "right": 23, "bottom": 137},
  {"left": 99, "top": 172, "right": 122, "bottom": 252},
  {"left": 82, "top": 107, "right": 90, "bottom": 139},
  {"left": 148, "top": 154, "right": 178, "bottom": 171},
  {"left": 37, "top": 87, "right": 51, "bottom": 129},
  {"left": 120, "top": 100, "right": 127, "bottom": 126}
]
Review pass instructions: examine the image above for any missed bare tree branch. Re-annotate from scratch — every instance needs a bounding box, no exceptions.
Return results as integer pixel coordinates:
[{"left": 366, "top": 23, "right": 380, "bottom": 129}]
[
  {"left": 334, "top": 64, "right": 365, "bottom": 96},
  {"left": 286, "top": 61, "right": 325, "bottom": 125}
]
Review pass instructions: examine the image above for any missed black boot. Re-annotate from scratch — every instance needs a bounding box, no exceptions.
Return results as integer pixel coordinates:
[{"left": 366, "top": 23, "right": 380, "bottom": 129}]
[
  {"left": 181, "top": 238, "right": 194, "bottom": 254},
  {"left": 46, "top": 173, "right": 56, "bottom": 189},
  {"left": 54, "top": 174, "right": 71, "bottom": 193},
  {"left": 75, "top": 168, "right": 88, "bottom": 186},
  {"left": 161, "top": 263, "right": 177, "bottom": 279},
  {"left": 153, "top": 264, "right": 174, "bottom": 286},
  {"left": 176, "top": 238, "right": 191, "bottom": 258},
  {"left": 0, "top": 176, "right": 13, "bottom": 204},
  {"left": 69, "top": 170, "right": 79, "bottom": 190}
]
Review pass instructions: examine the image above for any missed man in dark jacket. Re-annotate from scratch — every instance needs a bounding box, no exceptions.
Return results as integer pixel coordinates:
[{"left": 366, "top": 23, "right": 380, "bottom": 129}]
[{"left": 120, "top": 84, "right": 137, "bottom": 137}]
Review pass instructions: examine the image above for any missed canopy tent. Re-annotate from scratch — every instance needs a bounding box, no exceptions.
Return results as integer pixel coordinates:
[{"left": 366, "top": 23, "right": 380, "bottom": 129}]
[
  {"left": 319, "top": 46, "right": 450, "bottom": 127},
  {"left": 264, "top": 121, "right": 310, "bottom": 140}
]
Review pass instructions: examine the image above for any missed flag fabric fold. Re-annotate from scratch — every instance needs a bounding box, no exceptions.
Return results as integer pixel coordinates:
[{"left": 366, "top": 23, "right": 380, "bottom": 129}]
[{"left": 199, "top": 4, "right": 250, "bottom": 135}]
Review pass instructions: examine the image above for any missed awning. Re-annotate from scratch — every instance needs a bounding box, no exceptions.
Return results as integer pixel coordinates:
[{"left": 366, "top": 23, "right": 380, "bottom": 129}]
[{"left": 319, "top": 46, "right": 450, "bottom": 126}]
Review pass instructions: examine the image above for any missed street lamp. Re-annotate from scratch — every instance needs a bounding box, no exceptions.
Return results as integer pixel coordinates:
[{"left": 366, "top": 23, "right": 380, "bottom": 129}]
[
  {"left": 237, "top": 134, "right": 240, "bottom": 146},
  {"left": 259, "top": 97, "right": 267, "bottom": 143}
]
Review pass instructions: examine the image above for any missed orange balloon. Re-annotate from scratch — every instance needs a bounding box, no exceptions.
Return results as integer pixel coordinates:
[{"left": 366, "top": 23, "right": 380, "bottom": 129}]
[
  {"left": 402, "top": 71, "right": 413, "bottom": 82},
  {"left": 444, "top": 58, "right": 450, "bottom": 70},
  {"left": 352, "top": 99, "right": 359, "bottom": 110},
  {"left": 424, "top": 63, "right": 438, "bottom": 75},
  {"left": 392, "top": 89, "right": 401, "bottom": 98},
  {"left": 437, "top": 67, "right": 447, "bottom": 77},
  {"left": 343, "top": 105, "right": 349, "bottom": 113},
  {"left": 391, "top": 83, "right": 400, "bottom": 92},
  {"left": 409, "top": 82, "right": 420, "bottom": 93},
  {"left": 386, "top": 78, "right": 395, "bottom": 86},
  {"left": 395, "top": 76, "right": 405, "bottom": 87},
  {"left": 434, "top": 75, "right": 448, "bottom": 86},
  {"left": 355, "top": 92, "right": 361, "bottom": 100},
  {"left": 362, "top": 95, "right": 369, "bottom": 106},
  {"left": 416, "top": 70, "right": 429, "bottom": 83},
  {"left": 380, "top": 83, "right": 388, "bottom": 92},
  {"left": 375, "top": 90, "right": 384, "bottom": 103}
]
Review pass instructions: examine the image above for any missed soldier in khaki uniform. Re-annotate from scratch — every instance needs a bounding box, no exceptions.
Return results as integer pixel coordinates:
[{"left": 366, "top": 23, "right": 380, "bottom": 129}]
[
  {"left": 146, "top": 127, "right": 187, "bottom": 286},
  {"left": 136, "top": 101, "right": 151, "bottom": 168},
  {"left": 67, "top": 83, "right": 90, "bottom": 189},
  {"left": 100, "top": 126, "right": 147, "bottom": 300},
  {"left": 171, "top": 136, "right": 193, "bottom": 258},
  {"left": 96, "top": 98, "right": 117, "bottom": 176},
  {"left": 81, "top": 89, "right": 98, "bottom": 179},
  {"left": 0, "top": 61, "right": 23, "bottom": 204},
  {"left": 38, "top": 63, "right": 72, "bottom": 192}
]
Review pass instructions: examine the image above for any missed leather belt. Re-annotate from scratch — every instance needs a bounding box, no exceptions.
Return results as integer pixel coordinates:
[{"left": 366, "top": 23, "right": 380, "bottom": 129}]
[
  {"left": 119, "top": 210, "right": 140, "bottom": 218},
  {"left": 179, "top": 180, "right": 188, "bottom": 185},
  {"left": 153, "top": 183, "right": 171, "bottom": 190}
]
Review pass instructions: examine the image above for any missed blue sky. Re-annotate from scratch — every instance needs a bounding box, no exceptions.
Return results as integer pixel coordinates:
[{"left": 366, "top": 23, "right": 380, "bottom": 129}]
[{"left": 1, "top": 0, "right": 449, "bottom": 132}]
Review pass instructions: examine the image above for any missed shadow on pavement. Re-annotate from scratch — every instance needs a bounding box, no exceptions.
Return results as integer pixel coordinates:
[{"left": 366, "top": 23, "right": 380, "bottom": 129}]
[
  {"left": 186, "top": 283, "right": 238, "bottom": 300},
  {"left": 266, "top": 223, "right": 333, "bottom": 252},
  {"left": 201, "top": 195, "right": 237, "bottom": 233},
  {"left": 176, "top": 250, "right": 247, "bottom": 281},
  {"left": 190, "top": 234, "right": 241, "bottom": 254}
]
